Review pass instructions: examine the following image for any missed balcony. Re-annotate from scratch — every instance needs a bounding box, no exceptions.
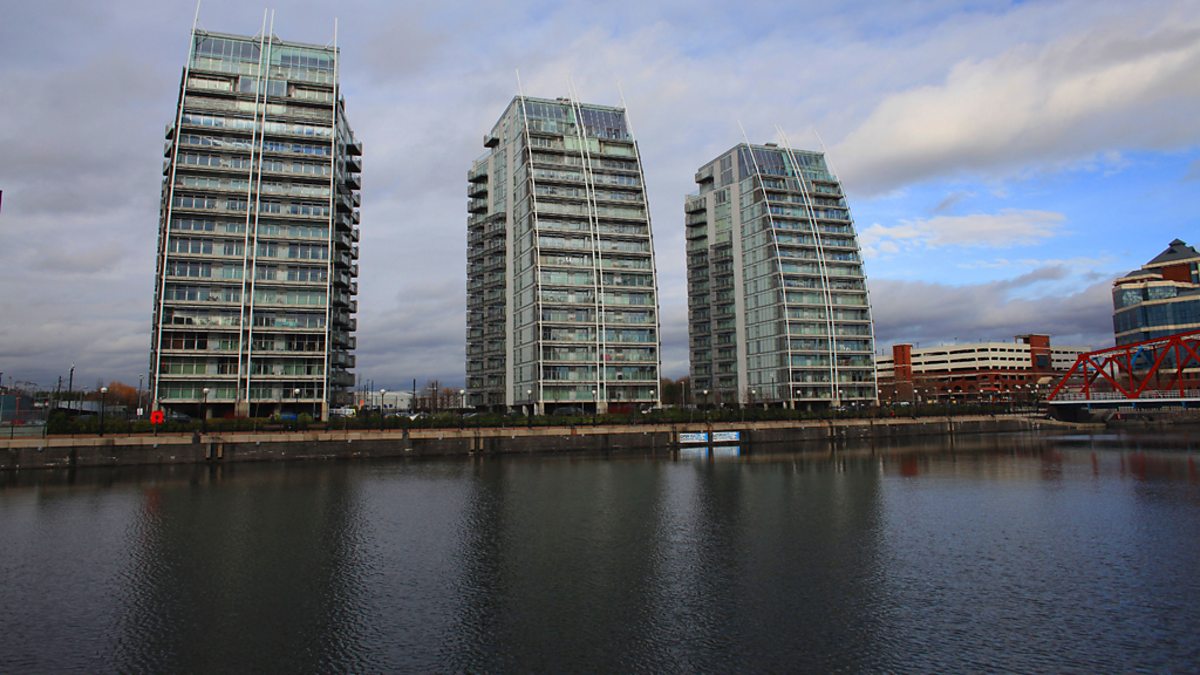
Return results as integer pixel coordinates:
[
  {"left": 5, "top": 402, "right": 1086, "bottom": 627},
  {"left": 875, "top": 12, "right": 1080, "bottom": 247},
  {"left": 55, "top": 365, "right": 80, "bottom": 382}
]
[
  {"left": 347, "top": 140, "right": 363, "bottom": 156},
  {"left": 468, "top": 181, "right": 488, "bottom": 198},
  {"left": 685, "top": 195, "right": 706, "bottom": 213},
  {"left": 468, "top": 198, "right": 488, "bottom": 214},
  {"left": 346, "top": 156, "right": 362, "bottom": 173},
  {"left": 345, "top": 172, "right": 361, "bottom": 190},
  {"left": 352, "top": 192, "right": 361, "bottom": 207}
]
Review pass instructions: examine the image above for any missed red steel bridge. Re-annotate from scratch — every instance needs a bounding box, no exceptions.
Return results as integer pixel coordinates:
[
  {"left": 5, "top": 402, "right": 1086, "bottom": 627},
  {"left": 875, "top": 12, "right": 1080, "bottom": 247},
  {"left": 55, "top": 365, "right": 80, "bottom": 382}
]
[{"left": 1047, "top": 329, "right": 1200, "bottom": 416}]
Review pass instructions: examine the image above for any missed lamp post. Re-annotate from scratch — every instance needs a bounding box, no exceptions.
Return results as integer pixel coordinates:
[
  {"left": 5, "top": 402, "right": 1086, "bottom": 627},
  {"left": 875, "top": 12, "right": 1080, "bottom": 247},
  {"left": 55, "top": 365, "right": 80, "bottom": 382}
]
[
  {"left": 459, "top": 389, "right": 466, "bottom": 429},
  {"left": 526, "top": 388, "right": 533, "bottom": 427},
  {"left": 591, "top": 388, "right": 597, "bottom": 425},
  {"left": 201, "top": 387, "right": 209, "bottom": 433},
  {"left": 66, "top": 364, "right": 75, "bottom": 415},
  {"left": 98, "top": 386, "right": 108, "bottom": 437},
  {"left": 137, "top": 374, "right": 144, "bottom": 419},
  {"left": 380, "top": 388, "right": 387, "bottom": 431}
]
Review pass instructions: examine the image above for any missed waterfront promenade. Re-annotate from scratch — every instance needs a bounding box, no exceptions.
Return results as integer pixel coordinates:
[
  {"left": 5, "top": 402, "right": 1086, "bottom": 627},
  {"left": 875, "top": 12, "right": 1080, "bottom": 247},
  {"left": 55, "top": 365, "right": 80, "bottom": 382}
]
[{"left": 0, "top": 414, "right": 1091, "bottom": 471}]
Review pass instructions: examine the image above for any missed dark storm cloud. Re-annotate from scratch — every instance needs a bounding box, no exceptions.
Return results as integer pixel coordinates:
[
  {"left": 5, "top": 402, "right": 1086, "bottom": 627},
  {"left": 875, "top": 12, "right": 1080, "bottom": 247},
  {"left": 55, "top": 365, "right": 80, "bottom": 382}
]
[{"left": 869, "top": 267, "right": 1115, "bottom": 350}]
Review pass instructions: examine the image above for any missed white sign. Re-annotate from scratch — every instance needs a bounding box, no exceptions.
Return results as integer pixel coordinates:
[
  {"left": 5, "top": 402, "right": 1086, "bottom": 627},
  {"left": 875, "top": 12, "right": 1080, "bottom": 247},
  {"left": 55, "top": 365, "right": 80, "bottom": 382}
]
[
  {"left": 679, "top": 432, "right": 709, "bottom": 444},
  {"left": 136, "top": 407, "right": 144, "bottom": 416},
  {"left": 711, "top": 431, "right": 741, "bottom": 443}
]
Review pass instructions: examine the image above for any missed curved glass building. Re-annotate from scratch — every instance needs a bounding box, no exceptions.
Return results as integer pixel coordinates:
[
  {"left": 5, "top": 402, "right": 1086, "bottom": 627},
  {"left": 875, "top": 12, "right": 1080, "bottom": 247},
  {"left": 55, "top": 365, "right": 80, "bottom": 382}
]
[
  {"left": 466, "top": 97, "right": 662, "bottom": 414},
  {"left": 150, "top": 25, "right": 361, "bottom": 420},
  {"left": 686, "top": 143, "right": 875, "bottom": 409}
]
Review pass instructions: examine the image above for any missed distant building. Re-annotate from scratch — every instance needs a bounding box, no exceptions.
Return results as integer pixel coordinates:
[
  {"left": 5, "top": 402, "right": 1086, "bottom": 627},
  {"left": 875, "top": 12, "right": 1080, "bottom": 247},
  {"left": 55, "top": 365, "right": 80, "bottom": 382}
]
[
  {"left": 876, "top": 335, "right": 1087, "bottom": 403},
  {"left": 361, "top": 390, "right": 413, "bottom": 412},
  {"left": 686, "top": 143, "right": 875, "bottom": 409},
  {"left": 150, "top": 23, "right": 362, "bottom": 421},
  {"left": 466, "top": 96, "right": 662, "bottom": 414},
  {"left": 1112, "top": 239, "right": 1200, "bottom": 345}
]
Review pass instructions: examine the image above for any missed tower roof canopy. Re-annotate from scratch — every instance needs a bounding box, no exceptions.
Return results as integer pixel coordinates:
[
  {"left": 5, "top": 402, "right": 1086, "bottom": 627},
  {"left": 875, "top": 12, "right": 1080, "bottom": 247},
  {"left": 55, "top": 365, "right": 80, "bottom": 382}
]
[{"left": 1147, "top": 239, "right": 1200, "bottom": 266}]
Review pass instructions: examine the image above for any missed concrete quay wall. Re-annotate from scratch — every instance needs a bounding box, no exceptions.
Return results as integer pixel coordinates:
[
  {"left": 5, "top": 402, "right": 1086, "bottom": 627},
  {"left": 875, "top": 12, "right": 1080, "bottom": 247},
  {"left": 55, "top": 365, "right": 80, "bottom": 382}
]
[{"left": 0, "top": 415, "right": 1055, "bottom": 471}]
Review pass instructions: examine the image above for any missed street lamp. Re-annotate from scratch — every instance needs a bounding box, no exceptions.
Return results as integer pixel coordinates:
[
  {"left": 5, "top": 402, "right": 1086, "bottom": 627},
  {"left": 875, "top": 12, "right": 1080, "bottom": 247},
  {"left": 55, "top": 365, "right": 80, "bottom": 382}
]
[
  {"left": 591, "top": 388, "right": 597, "bottom": 424},
  {"left": 701, "top": 389, "right": 710, "bottom": 422},
  {"left": 202, "top": 387, "right": 209, "bottom": 432},
  {"left": 137, "top": 374, "right": 144, "bottom": 419},
  {"left": 98, "top": 386, "right": 108, "bottom": 437},
  {"left": 526, "top": 388, "right": 533, "bottom": 426},
  {"left": 459, "top": 389, "right": 466, "bottom": 429},
  {"left": 380, "top": 388, "right": 387, "bottom": 431}
]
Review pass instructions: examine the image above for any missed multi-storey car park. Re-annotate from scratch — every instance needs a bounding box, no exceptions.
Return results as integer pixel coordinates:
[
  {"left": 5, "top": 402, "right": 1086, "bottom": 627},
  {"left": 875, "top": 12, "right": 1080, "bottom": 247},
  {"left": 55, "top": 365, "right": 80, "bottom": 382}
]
[
  {"left": 151, "top": 25, "right": 361, "bottom": 421},
  {"left": 875, "top": 335, "right": 1089, "bottom": 404},
  {"left": 467, "top": 96, "right": 662, "bottom": 415},
  {"left": 686, "top": 143, "right": 876, "bottom": 409}
]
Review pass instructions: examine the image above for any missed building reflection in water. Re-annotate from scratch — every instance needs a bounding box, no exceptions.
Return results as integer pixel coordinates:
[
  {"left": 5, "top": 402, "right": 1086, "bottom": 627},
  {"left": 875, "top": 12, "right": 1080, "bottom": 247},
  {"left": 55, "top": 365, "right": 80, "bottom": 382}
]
[{"left": 109, "top": 464, "right": 374, "bottom": 671}]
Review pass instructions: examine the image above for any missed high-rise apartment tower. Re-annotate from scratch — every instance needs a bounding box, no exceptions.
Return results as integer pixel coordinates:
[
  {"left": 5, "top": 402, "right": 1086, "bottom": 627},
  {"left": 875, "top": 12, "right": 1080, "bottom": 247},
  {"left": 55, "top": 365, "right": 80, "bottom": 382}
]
[
  {"left": 467, "top": 96, "right": 662, "bottom": 414},
  {"left": 151, "top": 24, "right": 361, "bottom": 420},
  {"left": 686, "top": 143, "right": 875, "bottom": 408}
]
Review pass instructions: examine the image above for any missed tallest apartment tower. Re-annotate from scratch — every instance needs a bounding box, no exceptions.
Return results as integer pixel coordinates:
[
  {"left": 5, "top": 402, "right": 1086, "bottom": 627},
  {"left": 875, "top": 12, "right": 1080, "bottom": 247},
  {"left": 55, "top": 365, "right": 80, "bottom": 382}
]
[
  {"left": 467, "top": 97, "right": 663, "bottom": 414},
  {"left": 151, "top": 23, "right": 361, "bottom": 420}
]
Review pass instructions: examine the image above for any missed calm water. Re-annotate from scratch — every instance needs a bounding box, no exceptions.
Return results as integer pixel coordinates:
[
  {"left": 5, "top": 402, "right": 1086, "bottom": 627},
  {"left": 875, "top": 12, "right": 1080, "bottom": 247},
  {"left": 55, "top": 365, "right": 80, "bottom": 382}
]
[{"left": 2, "top": 432, "right": 1199, "bottom": 672}]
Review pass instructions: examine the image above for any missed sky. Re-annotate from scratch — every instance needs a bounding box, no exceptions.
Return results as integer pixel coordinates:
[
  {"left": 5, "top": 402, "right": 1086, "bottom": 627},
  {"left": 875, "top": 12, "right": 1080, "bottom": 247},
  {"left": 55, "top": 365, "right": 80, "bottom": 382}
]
[{"left": 1, "top": 0, "right": 1198, "bottom": 392}]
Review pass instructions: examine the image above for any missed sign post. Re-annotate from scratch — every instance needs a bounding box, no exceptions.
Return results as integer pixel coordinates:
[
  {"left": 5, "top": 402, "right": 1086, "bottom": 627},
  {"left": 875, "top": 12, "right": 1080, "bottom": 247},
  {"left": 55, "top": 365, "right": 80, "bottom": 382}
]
[{"left": 150, "top": 410, "right": 165, "bottom": 436}]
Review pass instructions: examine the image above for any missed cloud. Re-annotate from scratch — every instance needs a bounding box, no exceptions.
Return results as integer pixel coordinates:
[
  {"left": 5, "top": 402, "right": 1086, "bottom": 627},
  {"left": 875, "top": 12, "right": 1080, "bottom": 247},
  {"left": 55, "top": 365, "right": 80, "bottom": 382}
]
[
  {"left": 861, "top": 209, "right": 1065, "bottom": 257},
  {"left": 870, "top": 267, "right": 1114, "bottom": 350},
  {"left": 835, "top": 13, "right": 1200, "bottom": 194}
]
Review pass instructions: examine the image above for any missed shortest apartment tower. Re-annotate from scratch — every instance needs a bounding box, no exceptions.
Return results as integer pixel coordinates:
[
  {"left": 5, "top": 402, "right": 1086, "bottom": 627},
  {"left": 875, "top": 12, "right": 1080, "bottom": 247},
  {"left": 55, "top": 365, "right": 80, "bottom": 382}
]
[
  {"left": 151, "top": 21, "right": 361, "bottom": 420},
  {"left": 467, "top": 96, "right": 663, "bottom": 414},
  {"left": 686, "top": 143, "right": 875, "bottom": 409}
]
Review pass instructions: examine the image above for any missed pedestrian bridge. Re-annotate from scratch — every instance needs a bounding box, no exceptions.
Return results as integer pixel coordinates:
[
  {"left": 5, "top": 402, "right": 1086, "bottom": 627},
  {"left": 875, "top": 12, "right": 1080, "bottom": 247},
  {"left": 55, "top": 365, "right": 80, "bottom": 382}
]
[{"left": 1047, "top": 329, "right": 1200, "bottom": 419}]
